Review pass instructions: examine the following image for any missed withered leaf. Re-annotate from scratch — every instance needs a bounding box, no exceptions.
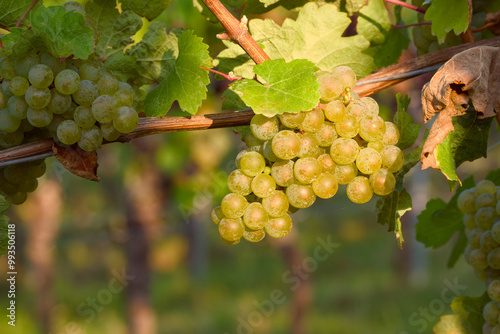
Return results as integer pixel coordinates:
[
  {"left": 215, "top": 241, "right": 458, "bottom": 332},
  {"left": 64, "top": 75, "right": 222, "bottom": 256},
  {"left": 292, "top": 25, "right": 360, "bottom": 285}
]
[
  {"left": 52, "top": 143, "right": 101, "bottom": 182},
  {"left": 421, "top": 46, "right": 500, "bottom": 170}
]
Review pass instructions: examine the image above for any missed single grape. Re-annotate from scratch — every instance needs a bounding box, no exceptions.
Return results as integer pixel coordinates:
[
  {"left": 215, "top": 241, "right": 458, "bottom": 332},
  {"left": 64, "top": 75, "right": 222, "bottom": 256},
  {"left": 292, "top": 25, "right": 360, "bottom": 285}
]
[
  {"left": 484, "top": 301, "right": 500, "bottom": 326},
  {"left": 240, "top": 151, "right": 266, "bottom": 177},
  {"left": 346, "top": 100, "right": 369, "bottom": 119},
  {"left": 318, "top": 74, "right": 343, "bottom": 101},
  {"left": 470, "top": 248, "right": 488, "bottom": 270},
  {"left": 468, "top": 228, "right": 483, "bottom": 249},
  {"left": 286, "top": 183, "right": 316, "bottom": 209},
  {"left": 211, "top": 206, "right": 224, "bottom": 225},
  {"left": 251, "top": 174, "right": 276, "bottom": 198},
  {"left": 28, "top": 64, "right": 54, "bottom": 89},
  {"left": 25, "top": 86, "right": 51, "bottom": 109},
  {"left": 113, "top": 106, "right": 138, "bottom": 133},
  {"left": 74, "top": 105, "right": 96, "bottom": 129},
  {"left": 301, "top": 107, "right": 324, "bottom": 133},
  {"left": 356, "top": 148, "right": 382, "bottom": 175},
  {"left": 315, "top": 122, "right": 337, "bottom": 147},
  {"left": 330, "top": 138, "right": 360, "bottom": 165},
  {"left": 244, "top": 132, "right": 263, "bottom": 152},
  {"left": 476, "top": 207, "right": 496, "bottom": 230},
  {"left": 325, "top": 100, "right": 347, "bottom": 123},
  {"left": 265, "top": 214, "right": 293, "bottom": 238},
  {"left": 78, "top": 125, "right": 103, "bottom": 151},
  {"left": 317, "top": 154, "right": 336, "bottom": 174},
  {"left": 14, "top": 52, "right": 39, "bottom": 78},
  {"left": 11, "top": 191, "right": 28, "bottom": 205},
  {"left": 312, "top": 172, "right": 338, "bottom": 199},
  {"left": 27, "top": 107, "right": 53, "bottom": 128},
  {"left": 297, "top": 133, "right": 320, "bottom": 158},
  {"left": 278, "top": 112, "right": 305, "bottom": 129},
  {"left": 369, "top": 169, "right": 396, "bottom": 196},
  {"left": 476, "top": 180, "right": 497, "bottom": 196},
  {"left": 221, "top": 193, "right": 249, "bottom": 218},
  {"left": 219, "top": 217, "right": 245, "bottom": 242},
  {"left": 380, "top": 145, "right": 404, "bottom": 173},
  {"left": 227, "top": 169, "right": 253, "bottom": 196},
  {"left": 382, "top": 122, "right": 400, "bottom": 145},
  {"left": 457, "top": 189, "right": 477, "bottom": 214},
  {"left": 332, "top": 66, "right": 356, "bottom": 90},
  {"left": 488, "top": 280, "right": 500, "bottom": 302},
  {"left": 100, "top": 121, "right": 121, "bottom": 141},
  {"left": 79, "top": 62, "right": 102, "bottom": 82},
  {"left": 18, "top": 177, "right": 38, "bottom": 193},
  {"left": 262, "top": 190, "right": 289, "bottom": 217},
  {"left": 113, "top": 83, "right": 134, "bottom": 107},
  {"left": 47, "top": 115, "right": 65, "bottom": 136},
  {"left": 360, "top": 97, "right": 379, "bottom": 117},
  {"left": 72, "top": 79, "right": 99, "bottom": 106},
  {"left": 97, "top": 71, "right": 119, "bottom": 95},
  {"left": 262, "top": 140, "right": 281, "bottom": 162},
  {"left": 243, "top": 202, "right": 269, "bottom": 230},
  {"left": 0, "top": 128, "right": 23, "bottom": 148},
  {"left": 334, "top": 162, "right": 358, "bottom": 185},
  {"left": 488, "top": 248, "right": 500, "bottom": 270},
  {"left": 346, "top": 176, "right": 373, "bottom": 204},
  {"left": 54, "top": 69, "right": 80, "bottom": 95},
  {"left": 235, "top": 150, "right": 248, "bottom": 169},
  {"left": 9, "top": 76, "right": 29, "bottom": 96},
  {"left": 1, "top": 58, "right": 17, "bottom": 80},
  {"left": 335, "top": 114, "right": 359, "bottom": 138},
  {"left": 2, "top": 80, "right": 12, "bottom": 96},
  {"left": 242, "top": 227, "right": 265, "bottom": 243},
  {"left": 294, "top": 157, "right": 322, "bottom": 184},
  {"left": 476, "top": 192, "right": 496, "bottom": 209},
  {"left": 56, "top": 120, "right": 81, "bottom": 145},
  {"left": 272, "top": 130, "right": 300, "bottom": 160},
  {"left": 271, "top": 160, "right": 295, "bottom": 187},
  {"left": 91, "top": 95, "right": 118, "bottom": 123},
  {"left": 250, "top": 114, "right": 279, "bottom": 140},
  {"left": 359, "top": 116, "right": 386, "bottom": 142},
  {"left": 463, "top": 213, "right": 476, "bottom": 230},
  {"left": 47, "top": 88, "right": 72, "bottom": 115},
  {"left": 7, "top": 95, "right": 28, "bottom": 119}
]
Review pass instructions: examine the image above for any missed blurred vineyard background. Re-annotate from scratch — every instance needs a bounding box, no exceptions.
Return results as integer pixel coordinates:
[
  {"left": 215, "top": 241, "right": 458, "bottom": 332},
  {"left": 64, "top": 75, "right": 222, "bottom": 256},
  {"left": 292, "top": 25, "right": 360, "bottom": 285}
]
[{"left": 1, "top": 1, "right": 500, "bottom": 333}]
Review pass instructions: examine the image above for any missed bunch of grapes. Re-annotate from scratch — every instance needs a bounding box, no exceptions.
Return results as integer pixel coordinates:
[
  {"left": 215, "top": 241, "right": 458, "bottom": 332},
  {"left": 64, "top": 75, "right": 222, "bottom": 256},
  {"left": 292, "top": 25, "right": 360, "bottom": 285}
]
[
  {"left": 211, "top": 66, "right": 404, "bottom": 245},
  {"left": 458, "top": 180, "right": 500, "bottom": 333},
  {"left": 0, "top": 49, "right": 139, "bottom": 205}
]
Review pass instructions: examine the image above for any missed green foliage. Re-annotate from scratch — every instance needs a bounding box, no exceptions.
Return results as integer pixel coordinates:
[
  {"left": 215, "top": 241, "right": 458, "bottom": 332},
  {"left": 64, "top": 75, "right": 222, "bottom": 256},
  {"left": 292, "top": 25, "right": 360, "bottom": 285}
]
[
  {"left": 144, "top": 30, "right": 211, "bottom": 116},
  {"left": 229, "top": 59, "right": 319, "bottom": 116},
  {"left": 357, "top": 0, "right": 391, "bottom": 45},
  {"left": 31, "top": 5, "right": 94, "bottom": 59},
  {"left": 425, "top": 0, "right": 471, "bottom": 43},
  {"left": 0, "top": 195, "right": 10, "bottom": 256},
  {"left": 394, "top": 94, "right": 420, "bottom": 150},
  {"left": 119, "top": 0, "right": 173, "bottom": 21},
  {"left": 375, "top": 189, "right": 411, "bottom": 248},
  {"left": 0, "top": 27, "right": 40, "bottom": 59},
  {"left": 434, "top": 293, "right": 489, "bottom": 334},
  {"left": 433, "top": 109, "right": 493, "bottom": 189},
  {"left": 0, "top": 0, "right": 42, "bottom": 27}
]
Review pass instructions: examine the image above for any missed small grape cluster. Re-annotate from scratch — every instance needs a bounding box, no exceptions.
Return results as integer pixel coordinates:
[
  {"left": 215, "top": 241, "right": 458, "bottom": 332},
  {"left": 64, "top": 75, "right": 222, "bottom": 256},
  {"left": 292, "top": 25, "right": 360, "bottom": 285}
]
[
  {"left": 211, "top": 66, "right": 404, "bottom": 245},
  {"left": 0, "top": 50, "right": 139, "bottom": 205},
  {"left": 458, "top": 180, "right": 500, "bottom": 333}
]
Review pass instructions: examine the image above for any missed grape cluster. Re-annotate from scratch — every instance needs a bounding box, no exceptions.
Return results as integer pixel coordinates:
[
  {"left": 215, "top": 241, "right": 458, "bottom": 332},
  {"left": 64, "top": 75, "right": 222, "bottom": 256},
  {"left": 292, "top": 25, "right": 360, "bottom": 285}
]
[
  {"left": 0, "top": 50, "right": 139, "bottom": 205},
  {"left": 458, "top": 180, "right": 500, "bottom": 333},
  {"left": 211, "top": 66, "right": 404, "bottom": 245}
]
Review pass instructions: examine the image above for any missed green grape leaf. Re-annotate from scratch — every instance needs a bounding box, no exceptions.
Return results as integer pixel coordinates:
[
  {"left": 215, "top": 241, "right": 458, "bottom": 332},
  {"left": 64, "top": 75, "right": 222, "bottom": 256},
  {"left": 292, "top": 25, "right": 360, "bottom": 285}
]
[
  {"left": 229, "top": 59, "right": 320, "bottom": 116},
  {"left": 119, "top": 0, "right": 173, "bottom": 21},
  {"left": 0, "top": 194, "right": 10, "bottom": 256},
  {"left": 485, "top": 168, "right": 500, "bottom": 186},
  {"left": 0, "top": 0, "right": 42, "bottom": 27},
  {"left": 393, "top": 93, "right": 421, "bottom": 150},
  {"left": 243, "top": 0, "right": 366, "bottom": 15},
  {"left": 357, "top": 0, "right": 391, "bottom": 45},
  {"left": 31, "top": 5, "right": 94, "bottom": 59},
  {"left": 144, "top": 30, "right": 211, "bottom": 116},
  {"left": 0, "top": 27, "right": 41, "bottom": 59},
  {"left": 433, "top": 108, "right": 493, "bottom": 189},
  {"left": 447, "top": 231, "right": 467, "bottom": 268},
  {"left": 424, "top": 0, "right": 471, "bottom": 43},
  {"left": 217, "top": 3, "right": 375, "bottom": 79},
  {"left": 434, "top": 293, "right": 489, "bottom": 334},
  {"left": 415, "top": 175, "right": 474, "bottom": 248},
  {"left": 364, "top": 27, "right": 410, "bottom": 69},
  {"left": 375, "top": 188, "right": 411, "bottom": 249},
  {"left": 221, "top": 88, "right": 248, "bottom": 111},
  {"left": 85, "top": 0, "right": 143, "bottom": 60}
]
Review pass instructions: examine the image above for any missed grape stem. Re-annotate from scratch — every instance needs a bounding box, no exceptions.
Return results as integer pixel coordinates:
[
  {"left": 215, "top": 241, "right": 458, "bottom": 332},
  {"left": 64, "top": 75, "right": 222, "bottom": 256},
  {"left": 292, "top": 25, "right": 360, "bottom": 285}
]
[
  {"left": 201, "top": 66, "right": 242, "bottom": 81},
  {"left": 2, "top": 36, "right": 500, "bottom": 166},
  {"left": 383, "top": 0, "right": 426, "bottom": 13},
  {"left": 16, "top": 0, "right": 40, "bottom": 27},
  {"left": 200, "top": 0, "right": 270, "bottom": 64}
]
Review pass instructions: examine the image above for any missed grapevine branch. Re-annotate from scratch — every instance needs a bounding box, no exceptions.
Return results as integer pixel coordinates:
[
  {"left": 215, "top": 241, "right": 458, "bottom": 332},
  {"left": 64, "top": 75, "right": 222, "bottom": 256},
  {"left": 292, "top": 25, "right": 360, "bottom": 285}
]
[
  {"left": 383, "top": 0, "right": 426, "bottom": 13},
  {"left": 16, "top": 0, "right": 39, "bottom": 27}
]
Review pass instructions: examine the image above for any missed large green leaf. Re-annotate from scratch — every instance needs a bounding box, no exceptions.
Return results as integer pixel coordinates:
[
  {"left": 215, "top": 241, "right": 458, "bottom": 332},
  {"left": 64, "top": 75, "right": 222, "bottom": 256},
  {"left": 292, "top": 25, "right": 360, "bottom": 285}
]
[
  {"left": 144, "top": 30, "right": 211, "bottom": 116},
  {"left": 119, "top": 0, "right": 172, "bottom": 21},
  {"left": 434, "top": 293, "right": 489, "bottom": 334},
  {"left": 0, "top": 27, "right": 41, "bottom": 59},
  {"left": 0, "top": 0, "right": 42, "bottom": 27},
  {"left": 357, "top": 0, "right": 391, "bottom": 45},
  {"left": 425, "top": 0, "right": 471, "bottom": 43},
  {"left": 229, "top": 59, "right": 319, "bottom": 116},
  {"left": 31, "top": 5, "right": 94, "bottom": 59},
  {"left": 394, "top": 94, "right": 420, "bottom": 150}
]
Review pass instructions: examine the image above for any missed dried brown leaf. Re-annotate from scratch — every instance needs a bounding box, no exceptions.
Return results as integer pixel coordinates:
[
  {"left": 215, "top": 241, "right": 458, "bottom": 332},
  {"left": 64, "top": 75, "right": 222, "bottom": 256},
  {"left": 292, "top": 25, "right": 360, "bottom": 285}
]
[
  {"left": 421, "top": 46, "right": 500, "bottom": 170},
  {"left": 52, "top": 143, "right": 100, "bottom": 182}
]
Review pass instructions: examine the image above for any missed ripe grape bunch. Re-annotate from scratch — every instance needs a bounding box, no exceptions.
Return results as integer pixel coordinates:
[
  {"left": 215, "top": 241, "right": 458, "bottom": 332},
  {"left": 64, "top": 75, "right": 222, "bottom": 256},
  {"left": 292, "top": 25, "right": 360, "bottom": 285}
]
[
  {"left": 0, "top": 50, "right": 139, "bottom": 205},
  {"left": 211, "top": 66, "right": 404, "bottom": 245},
  {"left": 458, "top": 180, "right": 500, "bottom": 334}
]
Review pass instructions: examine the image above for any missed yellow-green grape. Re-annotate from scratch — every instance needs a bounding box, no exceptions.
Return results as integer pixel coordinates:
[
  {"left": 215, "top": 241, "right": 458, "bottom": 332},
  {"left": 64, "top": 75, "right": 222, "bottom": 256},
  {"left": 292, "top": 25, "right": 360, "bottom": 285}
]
[
  {"left": 297, "top": 133, "right": 320, "bottom": 158},
  {"left": 359, "top": 116, "right": 386, "bottom": 142},
  {"left": 325, "top": 100, "right": 347, "bottom": 123},
  {"left": 317, "top": 154, "right": 336, "bottom": 174},
  {"left": 468, "top": 228, "right": 483, "bottom": 249},
  {"left": 0, "top": 129, "right": 23, "bottom": 148},
  {"left": 240, "top": 151, "right": 266, "bottom": 177},
  {"left": 113, "top": 82, "right": 134, "bottom": 107},
  {"left": 244, "top": 132, "right": 263, "bottom": 152},
  {"left": 484, "top": 301, "right": 500, "bottom": 326},
  {"left": 272, "top": 130, "right": 300, "bottom": 160},
  {"left": 488, "top": 248, "right": 500, "bottom": 270},
  {"left": 318, "top": 74, "right": 343, "bottom": 101},
  {"left": 79, "top": 62, "right": 102, "bottom": 82},
  {"left": 335, "top": 115, "right": 359, "bottom": 138},
  {"left": 220, "top": 237, "right": 241, "bottom": 245},
  {"left": 1, "top": 58, "right": 17, "bottom": 80},
  {"left": 243, "top": 227, "right": 266, "bottom": 242},
  {"left": 74, "top": 105, "right": 96, "bottom": 129},
  {"left": 28, "top": 64, "right": 54, "bottom": 89},
  {"left": 382, "top": 122, "right": 400, "bottom": 146},
  {"left": 464, "top": 246, "right": 473, "bottom": 264},
  {"left": 262, "top": 190, "right": 289, "bottom": 217},
  {"left": 2, "top": 80, "right": 12, "bottom": 96},
  {"left": 315, "top": 122, "right": 337, "bottom": 147},
  {"left": 380, "top": 145, "right": 404, "bottom": 173},
  {"left": 101, "top": 121, "right": 121, "bottom": 141},
  {"left": 262, "top": 140, "right": 281, "bottom": 162},
  {"left": 469, "top": 248, "right": 488, "bottom": 270},
  {"left": 211, "top": 206, "right": 224, "bottom": 225},
  {"left": 54, "top": 69, "right": 80, "bottom": 95},
  {"left": 369, "top": 169, "right": 396, "bottom": 196},
  {"left": 97, "top": 71, "right": 119, "bottom": 95},
  {"left": 219, "top": 217, "right": 245, "bottom": 242},
  {"left": 463, "top": 213, "right": 477, "bottom": 230},
  {"left": 9, "top": 76, "right": 29, "bottom": 96},
  {"left": 334, "top": 162, "right": 358, "bottom": 185},
  {"left": 40, "top": 52, "right": 66, "bottom": 76},
  {"left": 360, "top": 97, "right": 379, "bottom": 117},
  {"left": 294, "top": 157, "right": 322, "bottom": 184},
  {"left": 11, "top": 192, "right": 28, "bottom": 205},
  {"left": 278, "top": 112, "right": 305, "bottom": 129},
  {"left": 27, "top": 107, "right": 53, "bottom": 128},
  {"left": 72, "top": 80, "right": 98, "bottom": 106},
  {"left": 301, "top": 107, "right": 324, "bottom": 133},
  {"left": 476, "top": 180, "right": 497, "bottom": 196},
  {"left": 332, "top": 66, "right": 356, "bottom": 90},
  {"left": 49, "top": 114, "right": 68, "bottom": 136},
  {"left": 26, "top": 160, "right": 46, "bottom": 178},
  {"left": 488, "top": 280, "right": 500, "bottom": 302},
  {"left": 476, "top": 207, "right": 496, "bottom": 230},
  {"left": 227, "top": 169, "right": 253, "bottom": 196},
  {"left": 47, "top": 88, "right": 72, "bottom": 114},
  {"left": 14, "top": 52, "right": 39, "bottom": 78},
  {"left": 356, "top": 148, "right": 382, "bottom": 175},
  {"left": 346, "top": 176, "right": 373, "bottom": 204},
  {"left": 271, "top": 160, "right": 295, "bottom": 187},
  {"left": 78, "top": 125, "right": 103, "bottom": 151},
  {"left": 221, "top": 193, "right": 249, "bottom": 218},
  {"left": 457, "top": 189, "right": 478, "bottom": 214},
  {"left": 113, "top": 106, "right": 138, "bottom": 133},
  {"left": 25, "top": 86, "right": 51, "bottom": 109},
  {"left": 346, "top": 100, "right": 369, "bottom": 119},
  {"left": 367, "top": 141, "right": 384, "bottom": 152},
  {"left": 493, "top": 221, "right": 500, "bottom": 244},
  {"left": 0, "top": 108, "right": 21, "bottom": 133},
  {"left": 62, "top": 102, "right": 77, "bottom": 120},
  {"left": 330, "top": 138, "right": 360, "bottom": 165},
  {"left": 18, "top": 177, "right": 38, "bottom": 193},
  {"left": 286, "top": 182, "right": 316, "bottom": 209},
  {"left": 312, "top": 172, "right": 338, "bottom": 199},
  {"left": 251, "top": 174, "right": 276, "bottom": 198},
  {"left": 243, "top": 202, "right": 269, "bottom": 230},
  {"left": 56, "top": 120, "right": 81, "bottom": 145},
  {"left": 91, "top": 95, "right": 118, "bottom": 123},
  {"left": 476, "top": 193, "right": 496, "bottom": 209},
  {"left": 265, "top": 214, "right": 293, "bottom": 238},
  {"left": 250, "top": 114, "right": 279, "bottom": 140}
]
